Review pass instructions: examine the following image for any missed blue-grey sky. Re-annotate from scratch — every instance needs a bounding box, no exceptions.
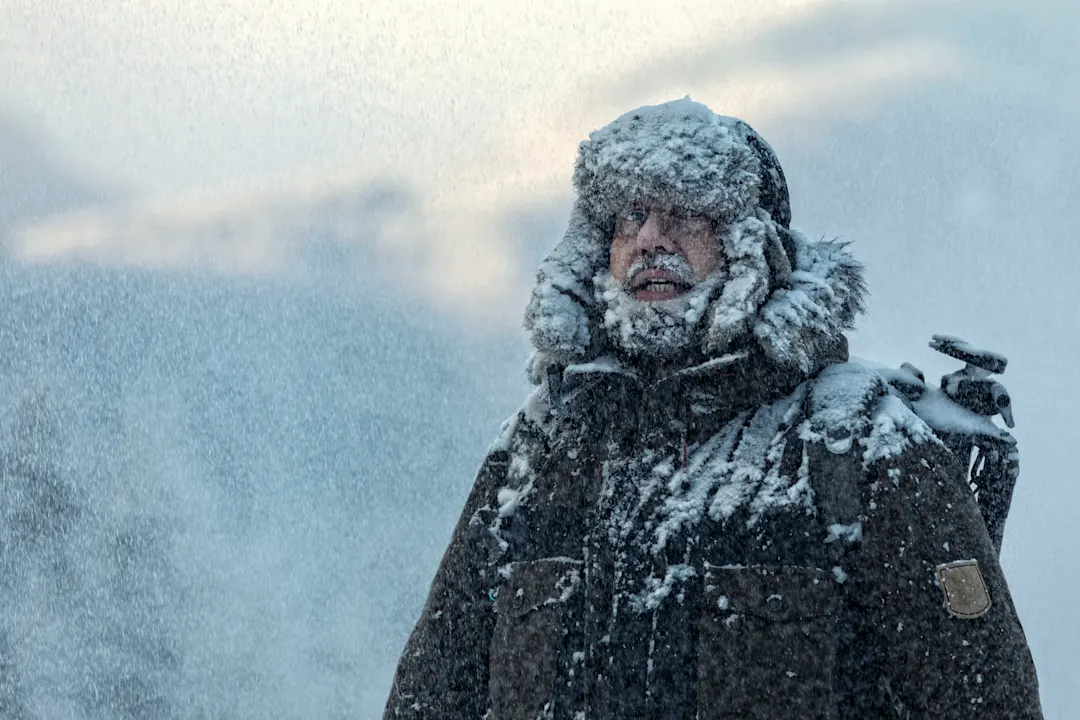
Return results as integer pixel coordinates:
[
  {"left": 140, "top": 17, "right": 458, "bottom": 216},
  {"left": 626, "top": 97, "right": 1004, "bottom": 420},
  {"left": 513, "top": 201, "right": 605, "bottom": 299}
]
[{"left": 1, "top": 0, "right": 1077, "bottom": 716}]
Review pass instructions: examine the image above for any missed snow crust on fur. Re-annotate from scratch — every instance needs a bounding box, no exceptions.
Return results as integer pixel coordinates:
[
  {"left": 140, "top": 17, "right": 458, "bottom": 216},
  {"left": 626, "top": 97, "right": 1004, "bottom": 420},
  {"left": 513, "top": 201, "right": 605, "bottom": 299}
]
[
  {"left": 755, "top": 237, "right": 865, "bottom": 373},
  {"left": 573, "top": 99, "right": 764, "bottom": 224}
]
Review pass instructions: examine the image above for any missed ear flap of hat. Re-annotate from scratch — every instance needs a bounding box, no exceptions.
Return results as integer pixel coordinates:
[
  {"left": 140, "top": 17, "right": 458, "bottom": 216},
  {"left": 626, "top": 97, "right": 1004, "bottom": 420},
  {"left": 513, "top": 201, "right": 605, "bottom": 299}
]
[
  {"left": 753, "top": 230, "right": 867, "bottom": 372},
  {"left": 702, "top": 211, "right": 776, "bottom": 356},
  {"left": 523, "top": 200, "right": 607, "bottom": 367}
]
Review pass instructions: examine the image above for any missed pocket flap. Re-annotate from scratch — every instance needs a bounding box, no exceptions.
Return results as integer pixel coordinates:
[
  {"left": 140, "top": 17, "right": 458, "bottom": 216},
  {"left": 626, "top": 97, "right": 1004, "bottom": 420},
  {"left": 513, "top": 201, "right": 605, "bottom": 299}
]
[
  {"left": 704, "top": 564, "right": 839, "bottom": 622},
  {"left": 503, "top": 557, "right": 584, "bottom": 618}
]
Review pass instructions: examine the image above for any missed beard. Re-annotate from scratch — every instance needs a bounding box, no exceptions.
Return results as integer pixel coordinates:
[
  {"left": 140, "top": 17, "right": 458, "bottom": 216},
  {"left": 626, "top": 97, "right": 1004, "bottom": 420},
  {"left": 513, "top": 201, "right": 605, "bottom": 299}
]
[{"left": 594, "top": 254, "right": 727, "bottom": 363}]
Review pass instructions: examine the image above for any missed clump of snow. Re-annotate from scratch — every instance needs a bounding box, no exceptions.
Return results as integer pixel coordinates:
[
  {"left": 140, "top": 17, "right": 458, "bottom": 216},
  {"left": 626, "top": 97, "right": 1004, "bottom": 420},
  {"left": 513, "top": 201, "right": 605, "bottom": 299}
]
[
  {"left": 799, "top": 363, "right": 943, "bottom": 470},
  {"left": 563, "top": 355, "right": 632, "bottom": 379},
  {"left": 800, "top": 363, "right": 885, "bottom": 444},
  {"left": 629, "top": 563, "right": 697, "bottom": 613},
  {"left": 497, "top": 487, "right": 523, "bottom": 518},
  {"left": 489, "top": 383, "right": 552, "bottom": 453},
  {"left": 549, "top": 567, "right": 583, "bottom": 606},
  {"left": 480, "top": 417, "right": 546, "bottom": 553},
  {"left": 930, "top": 335, "right": 1007, "bottom": 374},
  {"left": 617, "top": 363, "right": 940, "bottom": 572},
  {"left": 910, "top": 386, "right": 1011, "bottom": 440},
  {"left": 824, "top": 522, "right": 863, "bottom": 544},
  {"left": 862, "top": 393, "right": 940, "bottom": 465},
  {"left": 711, "top": 394, "right": 803, "bottom": 525},
  {"left": 523, "top": 207, "right": 605, "bottom": 367},
  {"left": 825, "top": 435, "right": 853, "bottom": 454}
]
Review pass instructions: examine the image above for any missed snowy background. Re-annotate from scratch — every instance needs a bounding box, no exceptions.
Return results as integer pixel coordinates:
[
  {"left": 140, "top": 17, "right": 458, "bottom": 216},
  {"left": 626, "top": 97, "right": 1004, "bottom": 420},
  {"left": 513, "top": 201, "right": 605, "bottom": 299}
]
[{"left": 1, "top": 0, "right": 1078, "bottom": 717}]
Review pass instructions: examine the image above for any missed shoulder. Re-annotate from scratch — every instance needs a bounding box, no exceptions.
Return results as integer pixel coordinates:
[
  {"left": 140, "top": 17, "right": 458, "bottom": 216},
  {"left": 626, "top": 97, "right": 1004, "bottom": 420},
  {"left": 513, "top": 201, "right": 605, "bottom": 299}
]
[
  {"left": 477, "top": 383, "right": 558, "bottom": 513},
  {"left": 489, "top": 384, "right": 553, "bottom": 455},
  {"left": 799, "top": 362, "right": 943, "bottom": 468}
]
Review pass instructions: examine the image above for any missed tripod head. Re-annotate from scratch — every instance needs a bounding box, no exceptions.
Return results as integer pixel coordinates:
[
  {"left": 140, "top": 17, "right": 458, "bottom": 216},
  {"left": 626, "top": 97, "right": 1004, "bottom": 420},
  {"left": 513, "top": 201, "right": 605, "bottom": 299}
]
[
  {"left": 882, "top": 335, "right": 1018, "bottom": 555},
  {"left": 931, "top": 335, "right": 1014, "bottom": 428}
]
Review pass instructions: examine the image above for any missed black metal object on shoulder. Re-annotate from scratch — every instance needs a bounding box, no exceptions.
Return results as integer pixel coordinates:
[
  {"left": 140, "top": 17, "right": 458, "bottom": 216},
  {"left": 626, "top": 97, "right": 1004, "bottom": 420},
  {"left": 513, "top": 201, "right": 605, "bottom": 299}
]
[{"left": 885, "top": 336, "right": 1018, "bottom": 556}]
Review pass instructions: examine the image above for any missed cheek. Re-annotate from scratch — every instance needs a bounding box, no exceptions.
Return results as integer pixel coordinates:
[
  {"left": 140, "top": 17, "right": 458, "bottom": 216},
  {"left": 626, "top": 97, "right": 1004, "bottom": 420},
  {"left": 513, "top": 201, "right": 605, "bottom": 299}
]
[
  {"left": 686, "top": 235, "right": 723, "bottom": 279},
  {"left": 609, "top": 238, "right": 631, "bottom": 282}
]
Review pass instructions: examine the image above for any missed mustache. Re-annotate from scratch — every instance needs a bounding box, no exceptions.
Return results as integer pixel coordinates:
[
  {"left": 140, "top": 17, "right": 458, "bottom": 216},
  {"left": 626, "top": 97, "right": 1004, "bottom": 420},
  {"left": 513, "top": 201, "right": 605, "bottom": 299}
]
[{"left": 625, "top": 253, "right": 697, "bottom": 289}]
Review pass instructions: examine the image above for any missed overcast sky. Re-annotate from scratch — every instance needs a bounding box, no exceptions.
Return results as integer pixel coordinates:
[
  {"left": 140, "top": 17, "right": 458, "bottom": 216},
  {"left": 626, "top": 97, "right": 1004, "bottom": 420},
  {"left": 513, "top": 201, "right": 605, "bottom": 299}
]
[
  {"left": 2, "top": 0, "right": 1079, "bottom": 715},
  {"left": 3, "top": 1, "right": 817, "bottom": 195}
]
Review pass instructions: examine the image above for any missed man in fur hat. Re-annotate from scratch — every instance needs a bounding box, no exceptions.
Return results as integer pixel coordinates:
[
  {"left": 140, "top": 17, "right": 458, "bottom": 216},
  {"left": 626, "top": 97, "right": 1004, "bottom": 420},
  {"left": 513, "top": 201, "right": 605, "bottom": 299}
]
[{"left": 383, "top": 99, "right": 1042, "bottom": 719}]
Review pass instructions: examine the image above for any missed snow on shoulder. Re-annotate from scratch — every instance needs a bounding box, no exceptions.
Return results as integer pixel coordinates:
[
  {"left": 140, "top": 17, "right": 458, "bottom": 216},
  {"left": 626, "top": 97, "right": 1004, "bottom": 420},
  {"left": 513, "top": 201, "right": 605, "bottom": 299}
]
[{"left": 801, "top": 363, "right": 941, "bottom": 468}]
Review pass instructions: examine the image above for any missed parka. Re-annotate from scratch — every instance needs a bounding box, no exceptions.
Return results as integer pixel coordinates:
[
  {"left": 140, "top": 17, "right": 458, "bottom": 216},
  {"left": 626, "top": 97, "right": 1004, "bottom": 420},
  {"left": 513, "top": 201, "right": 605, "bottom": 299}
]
[
  {"left": 383, "top": 98, "right": 1042, "bottom": 719},
  {"left": 383, "top": 349, "right": 1042, "bottom": 719}
]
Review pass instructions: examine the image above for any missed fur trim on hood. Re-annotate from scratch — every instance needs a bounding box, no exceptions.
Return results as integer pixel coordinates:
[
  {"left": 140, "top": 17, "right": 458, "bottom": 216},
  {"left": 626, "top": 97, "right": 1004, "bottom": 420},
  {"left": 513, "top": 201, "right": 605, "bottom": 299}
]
[{"left": 524, "top": 98, "right": 866, "bottom": 379}]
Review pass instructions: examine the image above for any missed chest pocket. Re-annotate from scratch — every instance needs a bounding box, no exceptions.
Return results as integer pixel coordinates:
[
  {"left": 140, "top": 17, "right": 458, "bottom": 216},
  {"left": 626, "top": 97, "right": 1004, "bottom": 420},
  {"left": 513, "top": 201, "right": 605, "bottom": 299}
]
[
  {"left": 698, "top": 564, "right": 840, "bottom": 720},
  {"left": 489, "top": 558, "right": 583, "bottom": 720}
]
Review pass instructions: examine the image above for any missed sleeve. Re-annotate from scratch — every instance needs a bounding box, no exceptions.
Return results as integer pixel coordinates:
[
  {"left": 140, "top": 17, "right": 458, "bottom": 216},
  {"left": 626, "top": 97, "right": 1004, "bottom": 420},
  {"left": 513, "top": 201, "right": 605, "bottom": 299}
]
[
  {"left": 850, "top": 439, "right": 1043, "bottom": 718},
  {"left": 382, "top": 449, "right": 511, "bottom": 719}
]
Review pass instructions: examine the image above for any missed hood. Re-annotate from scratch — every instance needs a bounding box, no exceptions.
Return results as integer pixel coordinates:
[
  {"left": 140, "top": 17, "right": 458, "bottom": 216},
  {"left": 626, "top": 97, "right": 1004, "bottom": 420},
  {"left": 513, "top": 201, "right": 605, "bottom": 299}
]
[{"left": 524, "top": 98, "right": 866, "bottom": 379}]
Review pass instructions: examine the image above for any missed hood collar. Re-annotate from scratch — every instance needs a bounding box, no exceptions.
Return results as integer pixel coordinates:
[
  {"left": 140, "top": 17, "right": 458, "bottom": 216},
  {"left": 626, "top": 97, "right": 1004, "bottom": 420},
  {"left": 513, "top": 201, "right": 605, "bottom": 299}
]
[{"left": 552, "top": 338, "right": 849, "bottom": 441}]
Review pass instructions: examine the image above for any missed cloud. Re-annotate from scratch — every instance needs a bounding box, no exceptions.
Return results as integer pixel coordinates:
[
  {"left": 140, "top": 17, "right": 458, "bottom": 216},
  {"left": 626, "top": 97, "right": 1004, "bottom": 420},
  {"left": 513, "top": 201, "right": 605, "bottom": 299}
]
[
  {"left": 0, "top": 111, "right": 117, "bottom": 238},
  {"left": 0, "top": 0, "right": 825, "bottom": 196},
  {"left": 10, "top": 175, "right": 533, "bottom": 327}
]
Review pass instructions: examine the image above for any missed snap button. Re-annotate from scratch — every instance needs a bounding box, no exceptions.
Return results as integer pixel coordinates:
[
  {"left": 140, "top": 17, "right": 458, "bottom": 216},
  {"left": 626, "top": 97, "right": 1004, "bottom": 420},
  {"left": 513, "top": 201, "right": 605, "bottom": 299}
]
[{"left": 765, "top": 593, "right": 784, "bottom": 609}]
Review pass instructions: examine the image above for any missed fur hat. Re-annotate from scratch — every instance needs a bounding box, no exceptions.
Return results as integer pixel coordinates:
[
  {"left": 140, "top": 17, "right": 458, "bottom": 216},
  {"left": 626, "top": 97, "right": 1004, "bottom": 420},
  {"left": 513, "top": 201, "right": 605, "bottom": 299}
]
[{"left": 524, "top": 98, "right": 865, "bottom": 376}]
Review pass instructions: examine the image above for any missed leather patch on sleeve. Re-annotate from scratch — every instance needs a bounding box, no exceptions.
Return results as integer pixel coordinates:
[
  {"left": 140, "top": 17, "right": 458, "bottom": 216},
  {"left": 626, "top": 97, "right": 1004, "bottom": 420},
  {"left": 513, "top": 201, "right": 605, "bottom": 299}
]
[{"left": 936, "top": 559, "right": 992, "bottom": 619}]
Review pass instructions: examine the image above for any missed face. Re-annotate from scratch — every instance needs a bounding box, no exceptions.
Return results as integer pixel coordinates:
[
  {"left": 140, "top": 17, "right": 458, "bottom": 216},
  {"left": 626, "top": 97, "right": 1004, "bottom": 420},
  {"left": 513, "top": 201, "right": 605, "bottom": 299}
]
[{"left": 609, "top": 202, "right": 722, "bottom": 301}]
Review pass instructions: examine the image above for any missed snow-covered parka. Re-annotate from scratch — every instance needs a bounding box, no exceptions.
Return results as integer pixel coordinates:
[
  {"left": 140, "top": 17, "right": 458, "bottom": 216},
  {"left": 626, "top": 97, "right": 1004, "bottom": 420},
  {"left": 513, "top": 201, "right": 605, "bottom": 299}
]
[{"left": 383, "top": 99, "right": 1042, "bottom": 719}]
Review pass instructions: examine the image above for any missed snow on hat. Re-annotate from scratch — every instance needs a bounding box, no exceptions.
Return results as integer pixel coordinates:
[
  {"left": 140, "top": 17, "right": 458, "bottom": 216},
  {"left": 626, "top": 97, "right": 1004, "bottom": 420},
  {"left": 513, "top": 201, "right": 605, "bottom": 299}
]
[
  {"left": 524, "top": 98, "right": 865, "bottom": 375},
  {"left": 572, "top": 98, "right": 791, "bottom": 229}
]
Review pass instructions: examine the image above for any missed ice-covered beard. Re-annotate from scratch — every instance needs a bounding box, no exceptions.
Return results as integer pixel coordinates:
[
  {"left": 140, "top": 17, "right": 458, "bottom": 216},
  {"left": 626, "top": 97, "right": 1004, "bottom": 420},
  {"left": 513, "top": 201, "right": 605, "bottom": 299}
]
[{"left": 595, "top": 254, "right": 727, "bottom": 362}]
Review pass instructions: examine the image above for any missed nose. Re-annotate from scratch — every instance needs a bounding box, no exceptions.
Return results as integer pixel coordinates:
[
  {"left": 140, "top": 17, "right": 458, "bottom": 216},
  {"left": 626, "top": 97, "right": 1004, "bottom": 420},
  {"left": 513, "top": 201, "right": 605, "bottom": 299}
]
[{"left": 634, "top": 211, "right": 677, "bottom": 256}]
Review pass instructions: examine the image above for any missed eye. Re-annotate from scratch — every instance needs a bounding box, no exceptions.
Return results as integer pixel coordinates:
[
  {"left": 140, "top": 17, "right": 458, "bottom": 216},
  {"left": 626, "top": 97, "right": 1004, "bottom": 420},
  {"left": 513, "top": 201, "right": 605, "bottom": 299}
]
[
  {"left": 622, "top": 207, "right": 648, "bottom": 224},
  {"left": 673, "top": 207, "right": 705, "bottom": 221}
]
